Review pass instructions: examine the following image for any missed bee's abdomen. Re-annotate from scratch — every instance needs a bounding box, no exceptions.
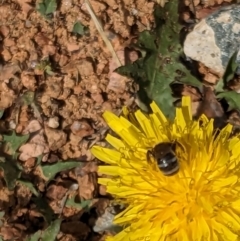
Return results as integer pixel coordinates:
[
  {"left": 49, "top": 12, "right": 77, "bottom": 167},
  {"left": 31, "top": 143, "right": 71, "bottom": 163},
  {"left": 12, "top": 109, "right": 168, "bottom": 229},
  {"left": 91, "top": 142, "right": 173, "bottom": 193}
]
[{"left": 158, "top": 152, "right": 179, "bottom": 176}]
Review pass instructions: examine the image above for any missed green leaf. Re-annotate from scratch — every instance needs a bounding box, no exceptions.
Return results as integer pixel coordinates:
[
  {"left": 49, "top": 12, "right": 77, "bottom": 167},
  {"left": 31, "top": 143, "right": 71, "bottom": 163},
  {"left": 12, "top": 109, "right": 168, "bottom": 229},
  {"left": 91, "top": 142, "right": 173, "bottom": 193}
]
[
  {"left": 72, "top": 22, "right": 86, "bottom": 35},
  {"left": 0, "top": 157, "right": 21, "bottom": 190},
  {"left": 66, "top": 196, "right": 92, "bottom": 210},
  {"left": 26, "top": 231, "right": 41, "bottom": 241},
  {"left": 217, "top": 91, "right": 240, "bottom": 111},
  {"left": 0, "top": 212, "right": 4, "bottom": 219},
  {"left": 40, "top": 161, "right": 81, "bottom": 182},
  {"left": 41, "top": 219, "right": 62, "bottom": 241},
  {"left": 216, "top": 51, "right": 238, "bottom": 92},
  {"left": 26, "top": 219, "right": 62, "bottom": 241},
  {"left": 45, "top": 0, "right": 57, "bottom": 15},
  {"left": 21, "top": 91, "right": 35, "bottom": 105},
  {"left": 36, "top": 3, "right": 46, "bottom": 16},
  {"left": 37, "top": 0, "right": 57, "bottom": 17},
  {"left": 17, "top": 180, "right": 39, "bottom": 197},
  {"left": 35, "top": 58, "right": 55, "bottom": 76},
  {"left": 0, "top": 211, "right": 5, "bottom": 227},
  {"left": 32, "top": 196, "right": 54, "bottom": 224},
  {"left": 45, "top": 66, "right": 55, "bottom": 76},
  {"left": 0, "top": 110, "right": 4, "bottom": 119},
  {"left": 36, "top": 154, "right": 43, "bottom": 166},
  {"left": 117, "top": 2, "right": 201, "bottom": 119},
  {"left": 3, "top": 132, "right": 29, "bottom": 157}
]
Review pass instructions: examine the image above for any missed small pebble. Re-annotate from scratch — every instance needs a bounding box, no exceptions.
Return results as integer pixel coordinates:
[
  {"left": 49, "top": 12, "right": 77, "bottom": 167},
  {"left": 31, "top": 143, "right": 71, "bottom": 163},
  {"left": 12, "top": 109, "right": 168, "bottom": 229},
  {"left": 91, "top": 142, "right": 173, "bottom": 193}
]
[
  {"left": 47, "top": 117, "right": 59, "bottom": 128},
  {"left": 9, "top": 120, "right": 16, "bottom": 130}
]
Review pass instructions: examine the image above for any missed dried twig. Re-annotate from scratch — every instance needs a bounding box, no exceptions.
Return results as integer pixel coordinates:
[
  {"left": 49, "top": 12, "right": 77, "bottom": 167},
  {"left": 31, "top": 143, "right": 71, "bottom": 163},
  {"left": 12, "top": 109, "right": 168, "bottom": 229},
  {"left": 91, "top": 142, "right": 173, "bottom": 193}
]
[{"left": 84, "top": 0, "right": 122, "bottom": 67}]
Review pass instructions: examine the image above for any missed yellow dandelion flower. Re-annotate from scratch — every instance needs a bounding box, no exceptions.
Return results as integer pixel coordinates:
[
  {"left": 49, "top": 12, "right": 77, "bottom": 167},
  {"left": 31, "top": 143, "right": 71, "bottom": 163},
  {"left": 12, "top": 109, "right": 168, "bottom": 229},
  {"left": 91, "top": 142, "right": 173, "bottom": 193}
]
[{"left": 91, "top": 96, "right": 240, "bottom": 241}]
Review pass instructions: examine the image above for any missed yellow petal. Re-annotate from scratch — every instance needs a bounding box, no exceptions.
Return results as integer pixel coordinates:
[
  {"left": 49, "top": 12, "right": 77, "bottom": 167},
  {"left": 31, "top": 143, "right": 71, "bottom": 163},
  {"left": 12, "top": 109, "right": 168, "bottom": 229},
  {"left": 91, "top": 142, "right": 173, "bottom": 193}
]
[
  {"left": 211, "top": 220, "right": 237, "bottom": 241},
  {"left": 150, "top": 101, "right": 168, "bottom": 123},
  {"left": 182, "top": 96, "right": 192, "bottom": 122},
  {"left": 91, "top": 146, "right": 121, "bottom": 165},
  {"left": 175, "top": 107, "right": 186, "bottom": 131},
  {"left": 91, "top": 97, "right": 240, "bottom": 241},
  {"left": 134, "top": 110, "right": 157, "bottom": 140},
  {"left": 105, "top": 134, "right": 125, "bottom": 149}
]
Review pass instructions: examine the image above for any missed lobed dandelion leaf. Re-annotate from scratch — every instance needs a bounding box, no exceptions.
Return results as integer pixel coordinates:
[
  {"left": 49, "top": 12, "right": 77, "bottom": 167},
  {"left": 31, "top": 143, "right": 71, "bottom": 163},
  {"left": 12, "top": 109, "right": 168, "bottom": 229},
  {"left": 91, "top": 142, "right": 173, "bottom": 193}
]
[
  {"left": 37, "top": 0, "right": 57, "bottom": 18},
  {"left": 26, "top": 219, "right": 61, "bottom": 241},
  {"left": 40, "top": 161, "right": 82, "bottom": 182},
  {"left": 0, "top": 157, "right": 21, "bottom": 190},
  {"left": 66, "top": 196, "right": 92, "bottom": 210},
  {"left": 72, "top": 22, "right": 87, "bottom": 36},
  {"left": 217, "top": 91, "right": 240, "bottom": 111},
  {"left": 3, "top": 132, "right": 29, "bottom": 157},
  {"left": 216, "top": 51, "right": 238, "bottom": 92},
  {"left": 117, "top": 1, "right": 200, "bottom": 119},
  {"left": 17, "top": 180, "right": 39, "bottom": 197}
]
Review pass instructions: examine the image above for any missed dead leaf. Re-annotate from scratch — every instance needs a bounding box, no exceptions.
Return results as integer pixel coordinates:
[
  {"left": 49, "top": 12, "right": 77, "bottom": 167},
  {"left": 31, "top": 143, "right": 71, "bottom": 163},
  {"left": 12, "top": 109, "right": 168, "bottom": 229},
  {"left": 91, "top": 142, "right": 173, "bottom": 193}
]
[
  {"left": 61, "top": 221, "right": 90, "bottom": 237},
  {"left": 196, "top": 86, "right": 227, "bottom": 129},
  {"left": 196, "top": 6, "right": 224, "bottom": 19},
  {"left": 197, "top": 86, "right": 223, "bottom": 118}
]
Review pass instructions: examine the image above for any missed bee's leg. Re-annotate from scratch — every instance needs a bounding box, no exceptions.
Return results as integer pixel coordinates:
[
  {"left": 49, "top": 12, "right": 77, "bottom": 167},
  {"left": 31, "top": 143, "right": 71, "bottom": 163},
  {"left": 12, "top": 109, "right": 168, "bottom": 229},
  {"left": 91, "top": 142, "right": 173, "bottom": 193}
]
[
  {"left": 146, "top": 150, "right": 153, "bottom": 163},
  {"left": 175, "top": 141, "right": 186, "bottom": 153},
  {"left": 146, "top": 150, "right": 158, "bottom": 171},
  {"left": 171, "top": 142, "right": 177, "bottom": 152}
]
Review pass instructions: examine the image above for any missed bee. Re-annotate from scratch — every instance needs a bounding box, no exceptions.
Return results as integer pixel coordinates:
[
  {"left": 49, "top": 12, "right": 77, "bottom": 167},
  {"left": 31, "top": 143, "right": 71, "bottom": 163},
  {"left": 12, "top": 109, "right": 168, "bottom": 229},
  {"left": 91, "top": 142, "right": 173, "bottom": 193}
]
[{"left": 147, "top": 142, "right": 179, "bottom": 176}]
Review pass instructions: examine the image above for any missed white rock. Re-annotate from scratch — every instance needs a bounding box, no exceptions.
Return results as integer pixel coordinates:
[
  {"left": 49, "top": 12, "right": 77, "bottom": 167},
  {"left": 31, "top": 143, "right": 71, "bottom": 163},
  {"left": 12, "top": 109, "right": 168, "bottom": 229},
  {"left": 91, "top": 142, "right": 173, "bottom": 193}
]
[
  {"left": 184, "top": 4, "right": 240, "bottom": 77},
  {"left": 184, "top": 19, "right": 223, "bottom": 74}
]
